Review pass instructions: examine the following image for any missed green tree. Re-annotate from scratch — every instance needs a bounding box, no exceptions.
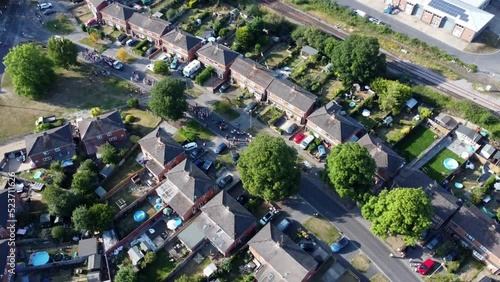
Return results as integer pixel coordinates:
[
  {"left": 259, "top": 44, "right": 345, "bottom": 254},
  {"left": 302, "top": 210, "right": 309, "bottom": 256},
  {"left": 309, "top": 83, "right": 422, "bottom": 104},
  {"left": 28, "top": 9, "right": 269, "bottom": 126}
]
[
  {"left": 326, "top": 142, "right": 376, "bottom": 203},
  {"left": 91, "top": 107, "right": 102, "bottom": 117},
  {"left": 244, "top": 4, "right": 263, "bottom": 17},
  {"left": 72, "top": 206, "right": 92, "bottom": 232},
  {"left": 34, "top": 123, "right": 52, "bottom": 133},
  {"left": 42, "top": 185, "right": 80, "bottom": 217},
  {"left": 72, "top": 204, "right": 114, "bottom": 233},
  {"left": 362, "top": 188, "right": 433, "bottom": 245},
  {"left": 51, "top": 226, "right": 65, "bottom": 240},
  {"left": 98, "top": 143, "right": 120, "bottom": 166},
  {"left": 262, "top": 14, "right": 294, "bottom": 35},
  {"left": 237, "top": 135, "right": 300, "bottom": 201},
  {"left": 148, "top": 77, "right": 187, "bottom": 121},
  {"left": 3, "top": 42, "right": 55, "bottom": 99},
  {"left": 254, "top": 43, "right": 261, "bottom": 55},
  {"left": 175, "top": 275, "right": 191, "bottom": 282},
  {"left": 115, "top": 265, "right": 137, "bottom": 282},
  {"left": 373, "top": 79, "right": 412, "bottom": 114},
  {"left": 143, "top": 251, "right": 156, "bottom": 264},
  {"left": 127, "top": 97, "right": 139, "bottom": 108},
  {"left": 418, "top": 106, "right": 432, "bottom": 118},
  {"left": 47, "top": 36, "right": 78, "bottom": 68},
  {"left": 153, "top": 60, "right": 170, "bottom": 75},
  {"left": 331, "top": 35, "right": 386, "bottom": 86},
  {"left": 234, "top": 26, "right": 254, "bottom": 52},
  {"left": 72, "top": 169, "right": 97, "bottom": 195},
  {"left": 79, "top": 159, "right": 97, "bottom": 173}
]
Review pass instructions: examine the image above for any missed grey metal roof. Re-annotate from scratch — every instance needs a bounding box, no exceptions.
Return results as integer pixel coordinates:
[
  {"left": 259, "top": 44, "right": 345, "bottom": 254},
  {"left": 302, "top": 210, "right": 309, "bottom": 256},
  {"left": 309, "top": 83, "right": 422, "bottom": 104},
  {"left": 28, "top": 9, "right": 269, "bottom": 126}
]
[
  {"left": 201, "top": 191, "right": 255, "bottom": 240},
  {"left": 435, "top": 113, "right": 458, "bottom": 129},
  {"left": 25, "top": 123, "right": 74, "bottom": 157},
  {"left": 300, "top": 45, "right": 318, "bottom": 56},
  {"left": 248, "top": 224, "right": 318, "bottom": 282},
  {"left": 266, "top": 79, "right": 317, "bottom": 112},
  {"left": 78, "top": 110, "right": 124, "bottom": 141},
  {"left": 78, "top": 237, "right": 98, "bottom": 258},
  {"left": 307, "top": 101, "right": 363, "bottom": 143},
  {"left": 230, "top": 57, "right": 275, "bottom": 90},
  {"left": 138, "top": 126, "right": 184, "bottom": 169},
  {"left": 100, "top": 3, "right": 134, "bottom": 21},
  {"left": 357, "top": 134, "right": 405, "bottom": 180},
  {"left": 162, "top": 29, "right": 202, "bottom": 51},
  {"left": 128, "top": 13, "right": 170, "bottom": 36},
  {"left": 197, "top": 42, "right": 239, "bottom": 66}
]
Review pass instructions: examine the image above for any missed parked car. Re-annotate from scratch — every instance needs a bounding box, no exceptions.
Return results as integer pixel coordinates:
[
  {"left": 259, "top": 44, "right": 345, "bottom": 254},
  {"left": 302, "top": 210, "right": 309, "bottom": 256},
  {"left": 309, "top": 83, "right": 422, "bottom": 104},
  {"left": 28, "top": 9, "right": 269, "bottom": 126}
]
[
  {"left": 202, "top": 160, "right": 213, "bottom": 172},
  {"left": 214, "top": 143, "right": 227, "bottom": 154},
  {"left": 189, "top": 147, "right": 206, "bottom": 159},
  {"left": 259, "top": 210, "right": 278, "bottom": 225},
  {"left": 39, "top": 3, "right": 53, "bottom": 10},
  {"left": 299, "top": 242, "right": 315, "bottom": 251},
  {"left": 330, "top": 237, "right": 349, "bottom": 253},
  {"left": 444, "top": 250, "right": 458, "bottom": 263},
  {"left": 112, "top": 61, "right": 124, "bottom": 70},
  {"left": 230, "top": 150, "right": 240, "bottom": 164},
  {"left": 183, "top": 142, "right": 198, "bottom": 151},
  {"left": 120, "top": 36, "right": 131, "bottom": 46},
  {"left": 145, "top": 47, "right": 158, "bottom": 56},
  {"left": 293, "top": 133, "right": 306, "bottom": 144},
  {"left": 276, "top": 218, "right": 291, "bottom": 232},
  {"left": 170, "top": 57, "right": 179, "bottom": 69},
  {"left": 317, "top": 145, "right": 327, "bottom": 159},
  {"left": 126, "top": 39, "right": 138, "bottom": 47},
  {"left": 43, "top": 9, "right": 55, "bottom": 15},
  {"left": 219, "top": 83, "right": 230, "bottom": 93},
  {"left": 244, "top": 101, "right": 258, "bottom": 113},
  {"left": 369, "top": 17, "right": 381, "bottom": 24},
  {"left": 193, "top": 158, "right": 205, "bottom": 168},
  {"left": 85, "top": 18, "right": 98, "bottom": 27},
  {"left": 117, "top": 33, "right": 127, "bottom": 42},
  {"left": 300, "top": 135, "right": 315, "bottom": 149},
  {"left": 418, "top": 259, "right": 435, "bottom": 275},
  {"left": 285, "top": 123, "right": 297, "bottom": 134},
  {"left": 177, "top": 63, "right": 187, "bottom": 73},
  {"left": 217, "top": 174, "right": 233, "bottom": 188},
  {"left": 426, "top": 236, "right": 442, "bottom": 251}
]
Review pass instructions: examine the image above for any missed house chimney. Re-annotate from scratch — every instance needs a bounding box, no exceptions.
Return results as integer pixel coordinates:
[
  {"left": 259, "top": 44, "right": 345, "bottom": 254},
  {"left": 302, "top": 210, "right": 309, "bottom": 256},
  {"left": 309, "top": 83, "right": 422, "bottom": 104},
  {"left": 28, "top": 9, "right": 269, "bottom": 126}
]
[{"left": 42, "top": 131, "right": 49, "bottom": 147}]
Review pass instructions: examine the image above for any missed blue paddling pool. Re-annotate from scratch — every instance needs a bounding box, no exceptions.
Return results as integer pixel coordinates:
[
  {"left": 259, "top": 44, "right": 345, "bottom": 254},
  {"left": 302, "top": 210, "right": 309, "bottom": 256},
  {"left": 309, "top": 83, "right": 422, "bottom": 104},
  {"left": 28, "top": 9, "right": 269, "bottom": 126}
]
[
  {"left": 134, "top": 210, "right": 147, "bottom": 222},
  {"left": 33, "top": 171, "right": 43, "bottom": 179},
  {"left": 443, "top": 158, "right": 459, "bottom": 170},
  {"left": 32, "top": 252, "right": 50, "bottom": 266}
]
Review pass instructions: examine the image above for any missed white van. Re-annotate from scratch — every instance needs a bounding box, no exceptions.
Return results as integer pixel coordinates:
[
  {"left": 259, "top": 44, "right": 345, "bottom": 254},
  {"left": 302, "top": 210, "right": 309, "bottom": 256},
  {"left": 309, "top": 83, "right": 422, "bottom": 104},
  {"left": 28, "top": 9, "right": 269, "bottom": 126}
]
[
  {"left": 354, "top": 9, "right": 367, "bottom": 18},
  {"left": 300, "top": 135, "right": 315, "bottom": 150}
]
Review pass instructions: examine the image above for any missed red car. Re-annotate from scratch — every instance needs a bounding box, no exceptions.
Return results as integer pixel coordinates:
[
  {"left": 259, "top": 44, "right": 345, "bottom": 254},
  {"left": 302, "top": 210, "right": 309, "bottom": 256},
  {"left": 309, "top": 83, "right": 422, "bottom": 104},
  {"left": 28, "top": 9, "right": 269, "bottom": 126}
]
[
  {"left": 418, "top": 259, "right": 435, "bottom": 275},
  {"left": 85, "top": 18, "right": 98, "bottom": 27},
  {"left": 293, "top": 133, "right": 306, "bottom": 144}
]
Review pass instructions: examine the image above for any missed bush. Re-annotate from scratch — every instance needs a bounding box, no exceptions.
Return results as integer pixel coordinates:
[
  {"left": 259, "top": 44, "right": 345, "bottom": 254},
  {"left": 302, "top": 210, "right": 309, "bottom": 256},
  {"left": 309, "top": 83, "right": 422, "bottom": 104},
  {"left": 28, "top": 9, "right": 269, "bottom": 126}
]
[
  {"left": 130, "top": 135, "right": 141, "bottom": 143},
  {"left": 219, "top": 27, "right": 229, "bottom": 37},
  {"left": 470, "top": 188, "right": 485, "bottom": 205},
  {"left": 125, "top": 115, "right": 135, "bottom": 123},
  {"left": 194, "top": 67, "right": 214, "bottom": 85},
  {"left": 80, "top": 23, "right": 87, "bottom": 32},
  {"left": 446, "top": 261, "right": 460, "bottom": 273},
  {"left": 134, "top": 39, "right": 149, "bottom": 51},
  {"left": 178, "top": 128, "right": 196, "bottom": 141},
  {"left": 153, "top": 60, "right": 170, "bottom": 75},
  {"left": 132, "top": 49, "right": 144, "bottom": 56},
  {"left": 127, "top": 98, "right": 139, "bottom": 108},
  {"left": 108, "top": 78, "right": 118, "bottom": 84},
  {"left": 142, "top": 46, "right": 148, "bottom": 52}
]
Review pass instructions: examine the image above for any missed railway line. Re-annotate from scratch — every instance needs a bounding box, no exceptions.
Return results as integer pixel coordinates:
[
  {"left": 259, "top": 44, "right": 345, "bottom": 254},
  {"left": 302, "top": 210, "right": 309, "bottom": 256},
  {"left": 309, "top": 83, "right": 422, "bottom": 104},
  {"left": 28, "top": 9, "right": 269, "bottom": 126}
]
[{"left": 261, "top": 0, "right": 500, "bottom": 114}]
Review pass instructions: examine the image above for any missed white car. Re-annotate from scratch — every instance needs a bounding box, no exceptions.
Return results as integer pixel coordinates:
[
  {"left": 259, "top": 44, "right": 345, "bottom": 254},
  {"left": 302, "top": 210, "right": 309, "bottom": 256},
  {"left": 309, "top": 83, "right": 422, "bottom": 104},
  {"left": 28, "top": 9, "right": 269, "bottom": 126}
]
[
  {"left": 113, "top": 61, "right": 124, "bottom": 70},
  {"left": 369, "top": 17, "right": 381, "bottom": 25},
  {"left": 39, "top": 3, "right": 52, "bottom": 10},
  {"left": 183, "top": 142, "right": 198, "bottom": 151}
]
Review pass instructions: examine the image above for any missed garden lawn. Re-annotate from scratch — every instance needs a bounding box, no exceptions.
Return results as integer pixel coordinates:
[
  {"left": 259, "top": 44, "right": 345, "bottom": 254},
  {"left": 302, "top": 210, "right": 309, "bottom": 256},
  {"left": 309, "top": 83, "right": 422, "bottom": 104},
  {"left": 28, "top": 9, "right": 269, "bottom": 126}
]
[
  {"left": 303, "top": 216, "right": 341, "bottom": 245},
  {"left": 78, "top": 37, "right": 108, "bottom": 52},
  {"left": 394, "top": 125, "right": 435, "bottom": 161},
  {"left": 122, "top": 108, "right": 161, "bottom": 137},
  {"left": 351, "top": 253, "right": 370, "bottom": 273},
  {"left": 43, "top": 14, "right": 75, "bottom": 34},
  {"left": 261, "top": 43, "right": 290, "bottom": 68},
  {"left": 212, "top": 100, "right": 240, "bottom": 120},
  {"left": 102, "top": 149, "right": 142, "bottom": 191},
  {"left": 421, "top": 148, "right": 463, "bottom": 182},
  {"left": 139, "top": 249, "right": 177, "bottom": 282}
]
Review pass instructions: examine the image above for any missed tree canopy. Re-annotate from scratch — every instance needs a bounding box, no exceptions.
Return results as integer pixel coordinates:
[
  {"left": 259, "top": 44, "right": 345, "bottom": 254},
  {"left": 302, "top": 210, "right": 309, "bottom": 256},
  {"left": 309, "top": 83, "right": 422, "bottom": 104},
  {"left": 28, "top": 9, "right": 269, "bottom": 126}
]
[
  {"left": 72, "top": 169, "right": 97, "bottom": 195},
  {"left": 42, "top": 185, "right": 80, "bottom": 217},
  {"left": 326, "top": 142, "right": 376, "bottom": 203},
  {"left": 47, "top": 36, "right": 78, "bottom": 68},
  {"left": 114, "top": 265, "right": 137, "bottom": 282},
  {"left": 91, "top": 107, "right": 102, "bottom": 117},
  {"left": 331, "top": 35, "right": 386, "bottom": 86},
  {"left": 237, "top": 134, "right": 300, "bottom": 201},
  {"left": 148, "top": 77, "right": 187, "bottom": 121},
  {"left": 51, "top": 226, "right": 65, "bottom": 240},
  {"left": 291, "top": 26, "right": 331, "bottom": 53},
  {"left": 98, "top": 143, "right": 120, "bottom": 166},
  {"left": 234, "top": 26, "right": 254, "bottom": 52},
  {"left": 3, "top": 42, "right": 55, "bottom": 99},
  {"left": 371, "top": 78, "right": 412, "bottom": 114},
  {"left": 362, "top": 188, "right": 433, "bottom": 245},
  {"left": 79, "top": 159, "right": 98, "bottom": 173},
  {"left": 72, "top": 204, "right": 114, "bottom": 233}
]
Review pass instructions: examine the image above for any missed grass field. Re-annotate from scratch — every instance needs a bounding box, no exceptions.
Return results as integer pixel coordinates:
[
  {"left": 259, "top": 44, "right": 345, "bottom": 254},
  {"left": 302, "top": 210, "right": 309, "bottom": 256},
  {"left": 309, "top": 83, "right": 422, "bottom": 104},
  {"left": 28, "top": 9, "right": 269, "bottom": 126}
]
[
  {"left": 212, "top": 100, "right": 240, "bottom": 120},
  {"left": 303, "top": 216, "right": 341, "bottom": 245},
  {"left": 122, "top": 108, "right": 161, "bottom": 137},
  {"left": 78, "top": 37, "right": 108, "bottom": 52},
  {"left": 174, "top": 118, "right": 216, "bottom": 142},
  {"left": 351, "top": 253, "right": 371, "bottom": 273},
  {"left": 139, "top": 249, "right": 177, "bottom": 282},
  {"left": 261, "top": 43, "right": 290, "bottom": 68},
  {"left": 421, "top": 148, "right": 463, "bottom": 182},
  {"left": 43, "top": 13, "right": 75, "bottom": 34},
  {"left": 370, "top": 274, "right": 390, "bottom": 282},
  {"left": 394, "top": 125, "right": 436, "bottom": 161}
]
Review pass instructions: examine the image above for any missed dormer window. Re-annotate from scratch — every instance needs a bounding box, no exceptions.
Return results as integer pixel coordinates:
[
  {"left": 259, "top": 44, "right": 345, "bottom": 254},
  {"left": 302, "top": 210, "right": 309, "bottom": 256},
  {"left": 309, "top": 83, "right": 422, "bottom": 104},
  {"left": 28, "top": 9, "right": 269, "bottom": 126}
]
[
  {"left": 97, "top": 135, "right": 103, "bottom": 140},
  {"left": 43, "top": 151, "right": 49, "bottom": 156},
  {"left": 107, "top": 132, "right": 112, "bottom": 137},
  {"left": 54, "top": 148, "right": 60, "bottom": 152}
]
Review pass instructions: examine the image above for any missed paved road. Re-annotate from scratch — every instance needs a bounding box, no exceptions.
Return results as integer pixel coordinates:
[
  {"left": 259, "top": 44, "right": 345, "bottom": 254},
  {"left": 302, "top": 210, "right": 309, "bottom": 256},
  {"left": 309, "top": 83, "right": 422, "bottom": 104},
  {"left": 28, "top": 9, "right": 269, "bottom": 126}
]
[{"left": 299, "top": 171, "right": 422, "bottom": 282}]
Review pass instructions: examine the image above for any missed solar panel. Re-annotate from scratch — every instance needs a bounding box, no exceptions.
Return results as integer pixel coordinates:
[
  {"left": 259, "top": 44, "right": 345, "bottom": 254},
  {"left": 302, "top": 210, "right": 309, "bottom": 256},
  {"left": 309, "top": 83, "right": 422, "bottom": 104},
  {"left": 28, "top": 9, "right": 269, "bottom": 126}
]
[{"left": 428, "top": 0, "right": 469, "bottom": 22}]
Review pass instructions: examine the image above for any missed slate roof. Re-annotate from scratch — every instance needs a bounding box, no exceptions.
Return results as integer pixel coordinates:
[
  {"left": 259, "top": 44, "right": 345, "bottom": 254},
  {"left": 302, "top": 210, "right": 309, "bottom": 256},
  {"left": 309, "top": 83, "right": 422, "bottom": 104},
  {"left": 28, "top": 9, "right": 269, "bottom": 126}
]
[
  {"left": 435, "top": 113, "right": 458, "bottom": 129},
  {"left": 249, "top": 224, "right": 318, "bottom": 282},
  {"left": 456, "top": 124, "right": 482, "bottom": 143},
  {"left": 100, "top": 3, "right": 134, "bottom": 21},
  {"left": 25, "top": 123, "right": 74, "bottom": 157},
  {"left": 78, "top": 237, "right": 98, "bottom": 258},
  {"left": 266, "top": 79, "right": 317, "bottom": 113},
  {"left": 230, "top": 57, "right": 275, "bottom": 89},
  {"left": 301, "top": 45, "right": 318, "bottom": 56},
  {"left": 161, "top": 29, "right": 202, "bottom": 51},
  {"left": 197, "top": 42, "right": 239, "bottom": 67},
  {"left": 307, "top": 101, "right": 363, "bottom": 143},
  {"left": 128, "top": 13, "right": 170, "bottom": 36},
  {"left": 357, "top": 134, "right": 405, "bottom": 180},
  {"left": 450, "top": 204, "right": 500, "bottom": 257},
  {"left": 138, "top": 126, "right": 185, "bottom": 176},
  {"left": 157, "top": 159, "right": 214, "bottom": 217},
  {"left": 78, "top": 110, "right": 124, "bottom": 140},
  {"left": 89, "top": 0, "right": 106, "bottom": 8}
]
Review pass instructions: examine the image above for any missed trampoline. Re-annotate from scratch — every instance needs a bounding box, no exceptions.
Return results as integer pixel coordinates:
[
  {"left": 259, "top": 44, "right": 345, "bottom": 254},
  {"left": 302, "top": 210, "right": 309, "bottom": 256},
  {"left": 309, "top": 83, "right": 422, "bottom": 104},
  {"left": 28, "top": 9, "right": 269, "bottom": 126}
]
[
  {"left": 443, "top": 158, "right": 459, "bottom": 170},
  {"left": 52, "top": 253, "right": 64, "bottom": 262},
  {"left": 133, "top": 210, "right": 147, "bottom": 222},
  {"left": 33, "top": 171, "right": 43, "bottom": 179},
  {"left": 155, "top": 198, "right": 162, "bottom": 204},
  {"left": 32, "top": 252, "right": 50, "bottom": 266},
  {"left": 349, "top": 102, "right": 356, "bottom": 108}
]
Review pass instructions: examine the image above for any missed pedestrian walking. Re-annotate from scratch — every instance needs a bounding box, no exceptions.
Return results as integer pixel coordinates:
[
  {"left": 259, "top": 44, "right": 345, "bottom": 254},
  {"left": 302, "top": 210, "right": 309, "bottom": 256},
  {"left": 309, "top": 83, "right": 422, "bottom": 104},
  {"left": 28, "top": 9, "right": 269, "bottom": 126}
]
[{"left": 89, "top": 77, "right": 93, "bottom": 83}]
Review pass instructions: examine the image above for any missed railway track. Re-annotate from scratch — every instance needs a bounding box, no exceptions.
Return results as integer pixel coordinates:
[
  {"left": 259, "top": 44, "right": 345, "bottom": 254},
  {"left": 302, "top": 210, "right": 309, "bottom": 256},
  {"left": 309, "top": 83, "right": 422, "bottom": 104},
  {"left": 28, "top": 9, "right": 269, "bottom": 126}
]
[{"left": 261, "top": 0, "right": 500, "bottom": 114}]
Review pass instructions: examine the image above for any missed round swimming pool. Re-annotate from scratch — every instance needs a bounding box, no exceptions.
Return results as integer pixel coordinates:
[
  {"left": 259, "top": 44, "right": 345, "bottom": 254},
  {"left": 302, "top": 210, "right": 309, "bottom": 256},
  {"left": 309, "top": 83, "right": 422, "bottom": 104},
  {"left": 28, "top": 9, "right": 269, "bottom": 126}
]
[
  {"left": 443, "top": 158, "right": 459, "bottom": 170},
  {"left": 133, "top": 210, "right": 147, "bottom": 222},
  {"left": 32, "top": 252, "right": 50, "bottom": 266}
]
